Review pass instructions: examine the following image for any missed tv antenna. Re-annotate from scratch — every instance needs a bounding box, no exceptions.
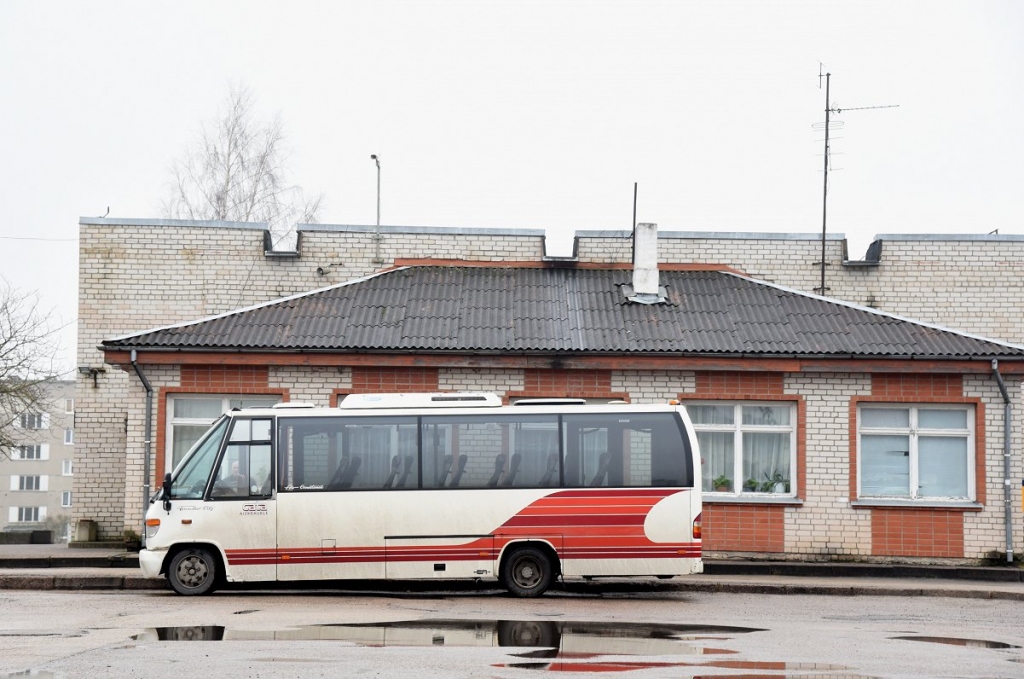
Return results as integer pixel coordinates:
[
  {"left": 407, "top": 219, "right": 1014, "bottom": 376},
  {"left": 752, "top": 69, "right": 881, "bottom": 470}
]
[{"left": 814, "top": 64, "right": 899, "bottom": 295}]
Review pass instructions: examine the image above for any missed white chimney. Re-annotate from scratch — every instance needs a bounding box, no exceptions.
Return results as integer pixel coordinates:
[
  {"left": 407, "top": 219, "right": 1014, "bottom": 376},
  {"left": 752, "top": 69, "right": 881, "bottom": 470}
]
[{"left": 630, "top": 222, "right": 662, "bottom": 303}]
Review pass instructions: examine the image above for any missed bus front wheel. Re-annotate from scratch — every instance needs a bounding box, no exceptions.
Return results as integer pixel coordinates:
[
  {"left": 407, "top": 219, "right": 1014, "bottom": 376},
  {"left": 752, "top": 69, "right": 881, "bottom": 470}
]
[
  {"left": 501, "top": 546, "right": 554, "bottom": 597},
  {"left": 168, "top": 547, "right": 219, "bottom": 595}
]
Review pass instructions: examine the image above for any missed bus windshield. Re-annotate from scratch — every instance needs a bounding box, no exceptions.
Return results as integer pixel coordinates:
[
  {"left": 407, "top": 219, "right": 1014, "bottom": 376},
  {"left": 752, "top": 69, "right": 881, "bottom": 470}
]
[{"left": 170, "top": 416, "right": 228, "bottom": 499}]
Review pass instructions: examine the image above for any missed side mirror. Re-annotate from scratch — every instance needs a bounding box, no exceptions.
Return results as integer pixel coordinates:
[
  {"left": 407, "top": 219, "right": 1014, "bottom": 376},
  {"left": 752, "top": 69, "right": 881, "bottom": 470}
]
[{"left": 162, "top": 473, "right": 172, "bottom": 512}]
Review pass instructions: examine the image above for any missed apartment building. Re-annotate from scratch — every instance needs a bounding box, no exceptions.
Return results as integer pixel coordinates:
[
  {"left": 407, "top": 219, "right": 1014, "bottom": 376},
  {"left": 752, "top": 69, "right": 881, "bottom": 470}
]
[{"left": 1, "top": 380, "right": 75, "bottom": 542}]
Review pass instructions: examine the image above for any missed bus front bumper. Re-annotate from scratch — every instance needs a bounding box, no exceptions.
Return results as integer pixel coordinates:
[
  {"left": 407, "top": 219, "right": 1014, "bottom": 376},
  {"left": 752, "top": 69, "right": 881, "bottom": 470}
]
[{"left": 139, "top": 549, "right": 166, "bottom": 578}]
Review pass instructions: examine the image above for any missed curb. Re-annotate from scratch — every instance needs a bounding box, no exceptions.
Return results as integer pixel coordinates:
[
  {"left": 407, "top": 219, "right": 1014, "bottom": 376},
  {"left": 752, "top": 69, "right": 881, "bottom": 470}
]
[
  {"left": 0, "top": 574, "right": 164, "bottom": 591},
  {"left": 0, "top": 555, "right": 139, "bottom": 570},
  {"left": 703, "top": 560, "right": 1024, "bottom": 582}
]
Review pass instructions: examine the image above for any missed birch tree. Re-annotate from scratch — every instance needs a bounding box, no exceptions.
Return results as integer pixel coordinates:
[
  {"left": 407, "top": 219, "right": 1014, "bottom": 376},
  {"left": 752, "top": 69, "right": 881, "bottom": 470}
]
[
  {"left": 0, "top": 280, "right": 62, "bottom": 460},
  {"left": 162, "top": 84, "right": 323, "bottom": 247}
]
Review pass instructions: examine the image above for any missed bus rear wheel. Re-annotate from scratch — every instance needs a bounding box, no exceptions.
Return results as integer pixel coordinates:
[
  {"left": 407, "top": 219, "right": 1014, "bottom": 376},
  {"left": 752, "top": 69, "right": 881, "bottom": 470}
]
[
  {"left": 501, "top": 546, "right": 555, "bottom": 597},
  {"left": 168, "top": 547, "right": 219, "bottom": 595}
]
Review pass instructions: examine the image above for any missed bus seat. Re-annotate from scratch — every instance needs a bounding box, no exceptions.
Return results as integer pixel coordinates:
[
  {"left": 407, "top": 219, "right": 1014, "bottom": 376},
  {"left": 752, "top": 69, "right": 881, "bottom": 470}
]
[
  {"left": 589, "top": 453, "right": 611, "bottom": 487},
  {"left": 327, "top": 457, "right": 350, "bottom": 490},
  {"left": 383, "top": 455, "right": 401, "bottom": 488},
  {"left": 538, "top": 452, "right": 558, "bottom": 486},
  {"left": 487, "top": 453, "right": 507, "bottom": 487},
  {"left": 396, "top": 454, "right": 415, "bottom": 488},
  {"left": 502, "top": 453, "right": 522, "bottom": 486},
  {"left": 449, "top": 454, "right": 468, "bottom": 487},
  {"left": 335, "top": 456, "right": 362, "bottom": 489},
  {"left": 436, "top": 454, "right": 454, "bottom": 486}
]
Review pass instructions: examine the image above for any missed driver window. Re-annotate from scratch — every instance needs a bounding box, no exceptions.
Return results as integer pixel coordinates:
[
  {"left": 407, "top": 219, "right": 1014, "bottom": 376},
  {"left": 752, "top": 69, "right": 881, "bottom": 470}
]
[{"left": 211, "top": 418, "right": 273, "bottom": 499}]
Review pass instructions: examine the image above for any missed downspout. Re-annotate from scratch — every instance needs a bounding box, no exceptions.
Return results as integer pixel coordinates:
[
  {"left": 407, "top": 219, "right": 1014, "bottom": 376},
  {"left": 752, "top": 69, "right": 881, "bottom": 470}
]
[
  {"left": 130, "top": 350, "right": 153, "bottom": 546},
  {"left": 992, "top": 360, "right": 1014, "bottom": 563}
]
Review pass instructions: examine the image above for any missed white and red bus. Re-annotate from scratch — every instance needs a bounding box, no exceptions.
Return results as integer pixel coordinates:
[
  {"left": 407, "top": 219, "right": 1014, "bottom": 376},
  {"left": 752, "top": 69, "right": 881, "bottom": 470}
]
[{"left": 141, "top": 393, "right": 702, "bottom": 596}]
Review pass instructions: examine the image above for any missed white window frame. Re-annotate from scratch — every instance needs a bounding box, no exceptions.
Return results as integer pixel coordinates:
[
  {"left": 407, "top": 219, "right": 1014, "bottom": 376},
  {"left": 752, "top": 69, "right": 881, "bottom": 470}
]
[
  {"left": 165, "top": 394, "right": 281, "bottom": 473},
  {"left": 65, "top": 398, "right": 75, "bottom": 414},
  {"left": 687, "top": 400, "right": 797, "bottom": 497},
  {"left": 18, "top": 412, "right": 49, "bottom": 430},
  {"left": 62, "top": 459, "right": 74, "bottom": 476},
  {"left": 857, "top": 404, "right": 975, "bottom": 502},
  {"left": 12, "top": 475, "right": 46, "bottom": 491},
  {"left": 61, "top": 491, "right": 73, "bottom": 508},
  {"left": 64, "top": 428, "right": 74, "bottom": 445},
  {"left": 15, "top": 444, "right": 48, "bottom": 460},
  {"left": 9, "top": 506, "right": 45, "bottom": 523}
]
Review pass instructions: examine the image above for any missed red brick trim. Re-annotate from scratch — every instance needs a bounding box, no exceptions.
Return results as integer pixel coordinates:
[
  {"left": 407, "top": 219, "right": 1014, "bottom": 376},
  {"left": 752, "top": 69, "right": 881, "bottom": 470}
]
[
  {"left": 684, "top": 372, "right": 806, "bottom": 504},
  {"left": 106, "top": 351, "right": 1024, "bottom": 375},
  {"left": 870, "top": 508, "right": 965, "bottom": 558},
  {"left": 350, "top": 367, "right": 439, "bottom": 393},
  {"left": 703, "top": 504, "right": 786, "bottom": 552},
  {"left": 505, "top": 369, "right": 626, "bottom": 403},
  {"left": 391, "top": 258, "right": 742, "bottom": 274}
]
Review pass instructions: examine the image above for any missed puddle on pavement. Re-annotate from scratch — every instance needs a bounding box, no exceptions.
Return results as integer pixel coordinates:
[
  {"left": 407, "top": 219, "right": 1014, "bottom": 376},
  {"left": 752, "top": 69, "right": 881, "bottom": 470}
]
[
  {"left": 889, "top": 635, "right": 1020, "bottom": 649},
  {"left": 134, "top": 619, "right": 762, "bottom": 657},
  {"left": 496, "top": 660, "right": 856, "bottom": 674}
]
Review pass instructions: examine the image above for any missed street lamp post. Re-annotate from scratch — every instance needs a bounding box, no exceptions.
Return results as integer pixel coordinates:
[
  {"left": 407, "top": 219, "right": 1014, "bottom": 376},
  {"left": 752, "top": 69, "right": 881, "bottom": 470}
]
[{"left": 370, "top": 154, "right": 382, "bottom": 263}]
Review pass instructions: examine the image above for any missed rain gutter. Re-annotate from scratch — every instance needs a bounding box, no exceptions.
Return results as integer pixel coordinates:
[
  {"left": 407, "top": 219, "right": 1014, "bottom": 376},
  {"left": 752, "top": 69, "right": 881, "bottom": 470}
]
[
  {"left": 130, "top": 350, "right": 154, "bottom": 547},
  {"left": 992, "top": 359, "right": 1014, "bottom": 563}
]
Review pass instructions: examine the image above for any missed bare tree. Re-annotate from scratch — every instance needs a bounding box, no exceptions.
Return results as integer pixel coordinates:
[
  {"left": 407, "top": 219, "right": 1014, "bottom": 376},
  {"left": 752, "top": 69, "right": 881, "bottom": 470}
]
[
  {"left": 0, "top": 280, "right": 63, "bottom": 460},
  {"left": 162, "top": 83, "right": 323, "bottom": 247}
]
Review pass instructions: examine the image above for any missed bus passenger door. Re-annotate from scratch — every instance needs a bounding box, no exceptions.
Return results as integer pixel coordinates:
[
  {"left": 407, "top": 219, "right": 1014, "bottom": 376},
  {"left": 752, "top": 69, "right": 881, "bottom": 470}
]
[{"left": 204, "top": 419, "right": 278, "bottom": 582}]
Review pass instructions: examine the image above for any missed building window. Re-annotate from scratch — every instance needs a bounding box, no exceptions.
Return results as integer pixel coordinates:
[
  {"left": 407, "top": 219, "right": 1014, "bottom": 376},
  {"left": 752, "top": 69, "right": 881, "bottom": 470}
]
[
  {"left": 687, "top": 402, "right": 796, "bottom": 496},
  {"left": 9, "top": 507, "right": 45, "bottom": 523},
  {"left": 166, "top": 395, "right": 280, "bottom": 472},
  {"left": 858, "top": 405, "right": 974, "bottom": 500},
  {"left": 64, "top": 428, "right": 74, "bottom": 445},
  {"left": 15, "top": 445, "right": 47, "bottom": 460},
  {"left": 65, "top": 398, "right": 75, "bottom": 414},
  {"left": 61, "top": 491, "right": 73, "bottom": 508},
  {"left": 62, "top": 459, "right": 74, "bottom": 476},
  {"left": 19, "top": 412, "right": 48, "bottom": 430},
  {"left": 15, "top": 475, "right": 43, "bottom": 491}
]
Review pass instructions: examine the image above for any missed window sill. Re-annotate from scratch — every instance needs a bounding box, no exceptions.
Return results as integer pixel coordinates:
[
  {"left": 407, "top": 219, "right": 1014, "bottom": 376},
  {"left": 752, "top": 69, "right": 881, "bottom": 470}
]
[
  {"left": 704, "top": 494, "right": 803, "bottom": 507},
  {"left": 851, "top": 499, "right": 983, "bottom": 511}
]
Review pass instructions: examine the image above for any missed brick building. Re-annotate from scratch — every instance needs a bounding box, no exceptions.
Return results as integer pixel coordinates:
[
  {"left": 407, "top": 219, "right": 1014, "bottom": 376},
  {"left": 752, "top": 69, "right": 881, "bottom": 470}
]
[{"left": 75, "top": 218, "right": 1024, "bottom": 562}]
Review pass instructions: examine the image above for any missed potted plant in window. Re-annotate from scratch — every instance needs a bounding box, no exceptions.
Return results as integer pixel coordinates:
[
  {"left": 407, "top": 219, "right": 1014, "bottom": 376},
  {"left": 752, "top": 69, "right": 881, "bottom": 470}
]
[
  {"left": 743, "top": 477, "right": 759, "bottom": 492},
  {"left": 761, "top": 471, "right": 789, "bottom": 493},
  {"left": 712, "top": 475, "right": 731, "bottom": 492}
]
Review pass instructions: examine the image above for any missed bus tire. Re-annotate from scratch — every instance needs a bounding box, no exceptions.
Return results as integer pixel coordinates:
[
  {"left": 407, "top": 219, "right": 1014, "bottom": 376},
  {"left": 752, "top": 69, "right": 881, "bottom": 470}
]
[
  {"left": 501, "top": 545, "right": 554, "bottom": 597},
  {"left": 168, "top": 547, "right": 219, "bottom": 595}
]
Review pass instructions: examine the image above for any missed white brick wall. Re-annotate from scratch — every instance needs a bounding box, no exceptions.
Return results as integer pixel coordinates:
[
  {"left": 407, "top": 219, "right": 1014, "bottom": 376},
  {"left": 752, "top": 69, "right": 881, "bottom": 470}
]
[
  {"left": 612, "top": 370, "right": 696, "bottom": 403},
  {"left": 783, "top": 373, "right": 873, "bottom": 558}
]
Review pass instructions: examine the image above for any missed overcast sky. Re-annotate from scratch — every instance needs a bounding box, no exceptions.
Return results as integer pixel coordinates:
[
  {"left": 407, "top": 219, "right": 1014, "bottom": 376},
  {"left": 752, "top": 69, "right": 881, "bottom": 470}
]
[{"left": 2, "top": 1, "right": 1022, "bottom": 372}]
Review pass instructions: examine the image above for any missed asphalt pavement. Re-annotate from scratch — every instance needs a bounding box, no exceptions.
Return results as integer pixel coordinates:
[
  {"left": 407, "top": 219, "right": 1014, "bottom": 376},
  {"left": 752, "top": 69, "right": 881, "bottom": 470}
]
[{"left": 3, "top": 542, "right": 1024, "bottom": 600}]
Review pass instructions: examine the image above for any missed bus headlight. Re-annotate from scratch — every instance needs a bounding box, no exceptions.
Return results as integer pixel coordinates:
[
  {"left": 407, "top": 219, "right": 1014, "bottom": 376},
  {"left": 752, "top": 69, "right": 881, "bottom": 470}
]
[{"left": 145, "top": 518, "right": 161, "bottom": 539}]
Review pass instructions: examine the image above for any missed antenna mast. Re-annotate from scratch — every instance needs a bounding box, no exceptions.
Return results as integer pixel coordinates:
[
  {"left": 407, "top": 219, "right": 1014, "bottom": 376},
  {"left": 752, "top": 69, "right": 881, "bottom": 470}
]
[
  {"left": 814, "top": 65, "right": 899, "bottom": 295},
  {"left": 819, "top": 69, "right": 831, "bottom": 297}
]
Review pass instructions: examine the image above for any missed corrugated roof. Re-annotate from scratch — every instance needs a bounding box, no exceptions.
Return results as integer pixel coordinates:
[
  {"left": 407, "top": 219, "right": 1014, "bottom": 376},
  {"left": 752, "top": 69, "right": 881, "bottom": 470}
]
[{"left": 102, "top": 266, "right": 1024, "bottom": 359}]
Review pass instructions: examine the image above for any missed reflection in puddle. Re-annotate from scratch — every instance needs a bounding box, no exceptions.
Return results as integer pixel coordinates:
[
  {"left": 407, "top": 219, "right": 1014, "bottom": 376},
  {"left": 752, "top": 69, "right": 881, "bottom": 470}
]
[
  {"left": 135, "top": 619, "right": 762, "bottom": 657},
  {"left": 890, "top": 635, "right": 1020, "bottom": 649},
  {"left": 498, "top": 660, "right": 855, "bottom": 674}
]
